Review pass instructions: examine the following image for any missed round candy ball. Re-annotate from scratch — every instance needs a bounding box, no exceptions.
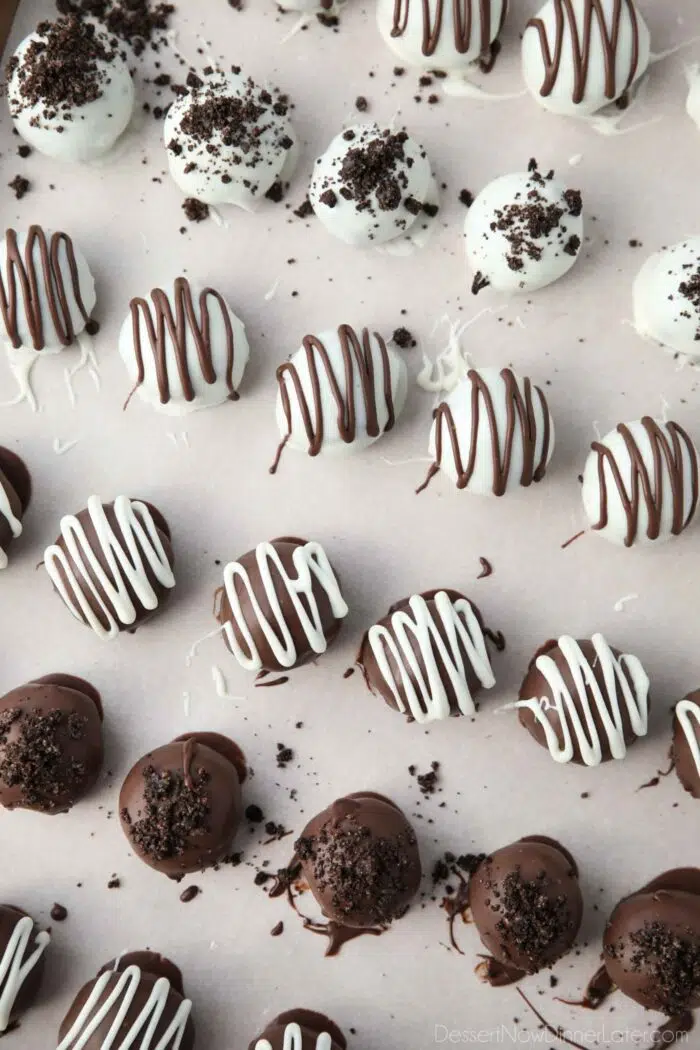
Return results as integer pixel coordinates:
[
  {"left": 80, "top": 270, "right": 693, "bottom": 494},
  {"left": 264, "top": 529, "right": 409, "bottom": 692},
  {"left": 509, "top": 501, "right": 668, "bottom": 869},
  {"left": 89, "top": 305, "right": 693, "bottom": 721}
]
[
  {"left": 469, "top": 837, "right": 583, "bottom": 976},
  {"left": 7, "top": 17, "right": 134, "bottom": 162},
  {"left": 44, "top": 495, "right": 175, "bottom": 640},
  {"left": 0, "top": 227, "right": 96, "bottom": 353},
  {"left": 581, "top": 417, "right": 699, "bottom": 547},
  {"left": 522, "top": 0, "right": 650, "bottom": 117},
  {"left": 119, "top": 733, "right": 245, "bottom": 877},
  {"left": 421, "top": 367, "right": 554, "bottom": 496},
  {"left": 58, "top": 951, "right": 194, "bottom": 1050},
  {"left": 164, "top": 71, "right": 298, "bottom": 211},
  {"left": 633, "top": 238, "right": 700, "bottom": 362},
  {"left": 121, "top": 277, "right": 249, "bottom": 415},
  {"left": 0, "top": 674, "right": 103, "bottom": 814},
  {"left": 376, "top": 0, "right": 508, "bottom": 73},
  {"left": 295, "top": 792, "right": 421, "bottom": 927},
  {"left": 249, "top": 1010, "right": 346, "bottom": 1050},
  {"left": 516, "top": 634, "right": 650, "bottom": 766},
  {"left": 0, "top": 905, "right": 49, "bottom": 1034},
  {"left": 217, "top": 537, "right": 349, "bottom": 673},
  {"left": 357, "top": 588, "right": 504, "bottom": 724},
  {"left": 465, "top": 165, "right": 583, "bottom": 294},
  {"left": 673, "top": 694, "right": 700, "bottom": 799},
  {"left": 604, "top": 870, "right": 700, "bottom": 1014},
  {"left": 272, "top": 325, "right": 407, "bottom": 468},
  {"left": 309, "top": 124, "right": 437, "bottom": 248},
  {"left": 0, "top": 447, "right": 30, "bottom": 570}
]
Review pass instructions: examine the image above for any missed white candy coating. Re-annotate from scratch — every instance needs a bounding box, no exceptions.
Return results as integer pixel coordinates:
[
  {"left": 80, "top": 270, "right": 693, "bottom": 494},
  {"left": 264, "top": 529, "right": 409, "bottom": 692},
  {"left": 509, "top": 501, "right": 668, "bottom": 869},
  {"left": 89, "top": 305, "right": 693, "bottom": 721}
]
[
  {"left": 424, "top": 367, "right": 555, "bottom": 496},
  {"left": 309, "top": 124, "right": 436, "bottom": 248},
  {"left": 274, "top": 325, "right": 407, "bottom": 459},
  {"left": 120, "top": 278, "right": 249, "bottom": 415},
  {"left": 465, "top": 169, "right": 583, "bottom": 294},
  {"left": 0, "top": 229, "right": 96, "bottom": 353},
  {"left": 377, "top": 0, "right": 507, "bottom": 72},
  {"left": 0, "top": 915, "right": 49, "bottom": 1033},
  {"left": 164, "top": 72, "right": 298, "bottom": 211},
  {"left": 633, "top": 238, "right": 700, "bottom": 362},
  {"left": 581, "top": 418, "right": 699, "bottom": 547},
  {"left": 521, "top": 0, "right": 650, "bottom": 117},
  {"left": 7, "top": 24, "right": 134, "bottom": 163},
  {"left": 514, "top": 633, "right": 650, "bottom": 766}
]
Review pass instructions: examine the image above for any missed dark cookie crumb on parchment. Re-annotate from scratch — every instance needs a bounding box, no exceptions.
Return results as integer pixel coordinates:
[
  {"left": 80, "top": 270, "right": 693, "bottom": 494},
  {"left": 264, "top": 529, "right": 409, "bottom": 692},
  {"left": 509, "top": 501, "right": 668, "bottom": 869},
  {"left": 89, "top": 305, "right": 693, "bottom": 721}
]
[
  {"left": 182, "top": 198, "right": 209, "bottom": 222},
  {"left": 392, "top": 326, "right": 416, "bottom": 349},
  {"left": 8, "top": 176, "right": 30, "bottom": 199}
]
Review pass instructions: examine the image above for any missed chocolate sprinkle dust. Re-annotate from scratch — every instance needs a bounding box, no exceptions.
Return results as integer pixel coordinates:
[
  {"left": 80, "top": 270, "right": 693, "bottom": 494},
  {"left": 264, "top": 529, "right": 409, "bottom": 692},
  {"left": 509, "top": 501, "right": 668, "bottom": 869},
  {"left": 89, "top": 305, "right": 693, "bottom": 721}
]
[
  {"left": 607, "top": 922, "right": 700, "bottom": 1015},
  {"left": 498, "top": 870, "right": 576, "bottom": 967},
  {"left": 0, "top": 708, "right": 89, "bottom": 811},
  {"left": 392, "top": 326, "right": 416, "bottom": 349},
  {"left": 679, "top": 274, "right": 700, "bottom": 341},
  {"left": 120, "top": 765, "right": 210, "bottom": 863},
  {"left": 55, "top": 0, "right": 175, "bottom": 56},
  {"left": 8, "top": 17, "right": 119, "bottom": 118}
]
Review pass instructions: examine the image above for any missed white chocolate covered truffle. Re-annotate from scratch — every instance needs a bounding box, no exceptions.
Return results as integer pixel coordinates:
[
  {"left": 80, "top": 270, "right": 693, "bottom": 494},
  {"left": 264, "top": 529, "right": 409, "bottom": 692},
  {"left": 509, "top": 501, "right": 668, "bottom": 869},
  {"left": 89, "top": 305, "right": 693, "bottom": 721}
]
[
  {"left": 465, "top": 163, "right": 583, "bottom": 295},
  {"left": 120, "top": 277, "right": 249, "bottom": 415},
  {"left": 633, "top": 238, "right": 700, "bottom": 362},
  {"left": 164, "top": 71, "right": 298, "bottom": 210},
  {"left": 376, "top": 0, "right": 507, "bottom": 72},
  {"left": 582, "top": 418, "right": 699, "bottom": 548},
  {"left": 271, "top": 324, "right": 407, "bottom": 471},
  {"left": 7, "top": 17, "right": 134, "bottom": 163},
  {"left": 309, "top": 124, "right": 438, "bottom": 248},
  {"left": 418, "top": 366, "right": 555, "bottom": 496},
  {"left": 0, "top": 226, "right": 96, "bottom": 353},
  {"left": 522, "top": 0, "right": 650, "bottom": 117}
]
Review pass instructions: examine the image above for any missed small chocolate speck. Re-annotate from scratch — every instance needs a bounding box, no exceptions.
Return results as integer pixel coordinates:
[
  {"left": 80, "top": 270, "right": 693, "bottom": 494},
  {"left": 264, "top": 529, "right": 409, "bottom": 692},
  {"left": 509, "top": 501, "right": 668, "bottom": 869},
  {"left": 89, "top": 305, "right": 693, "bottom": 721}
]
[
  {"left": 392, "top": 326, "right": 416, "bottom": 349},
  {"left": 245, "top": 804, "right": 265, "bottom": 823},
  {"left": 355, "top": 96, "right": 368, "bottom": 112},
  {"left": 50, "top": 903, "right": 68, "bottom": 922},
  {"left": 180, "top": 885, "right": 200, "bottom": 903},
  {"left": 107, "top": 876, "right": 121, "bottom": 889},
  {"left": 270, "top": 920, "right": 284, "bottom": 936}
]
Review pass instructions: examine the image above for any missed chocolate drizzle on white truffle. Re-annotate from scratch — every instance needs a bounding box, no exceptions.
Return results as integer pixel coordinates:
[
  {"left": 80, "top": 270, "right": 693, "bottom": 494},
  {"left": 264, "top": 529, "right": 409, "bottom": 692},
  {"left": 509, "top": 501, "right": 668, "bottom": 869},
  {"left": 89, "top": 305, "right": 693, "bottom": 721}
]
[
  {"left": 271, "top": 325, "right": 407, "bottom": 471},
  {"left": 384, "top": 0, "right": 507, "bottom": 67}
]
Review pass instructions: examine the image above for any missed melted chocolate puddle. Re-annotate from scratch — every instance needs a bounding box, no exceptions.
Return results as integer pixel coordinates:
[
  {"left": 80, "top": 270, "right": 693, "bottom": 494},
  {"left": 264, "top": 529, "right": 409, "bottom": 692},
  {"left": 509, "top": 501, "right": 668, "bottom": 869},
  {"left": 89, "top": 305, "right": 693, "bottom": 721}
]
[
  {"left": 475, "top": 955, "right": 525, "bottom": 987},
  {"left": 516, "top": 989, "right": 589, "bottom": 1050},
  {"left": 557, "top": 963, "right": 614, "bottom": 1010},
  {"left": 255, "top": 670, "right": 290, "bottom": 689},
  {"left": 303, "top": 918, "right": 384, "bottom": 956}
]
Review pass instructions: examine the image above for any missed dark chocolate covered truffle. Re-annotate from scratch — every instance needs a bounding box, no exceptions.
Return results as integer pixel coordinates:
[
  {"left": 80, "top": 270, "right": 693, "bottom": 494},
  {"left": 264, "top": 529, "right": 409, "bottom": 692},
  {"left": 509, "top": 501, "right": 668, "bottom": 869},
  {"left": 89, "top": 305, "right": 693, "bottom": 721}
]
[
  {"left": 0, "top": 674, "right": 103, "bottom": 814},
  {"left": 469, "top": 836, "right": 583, "bottom": 980},
  {"left": 58, "top": 951, "right": 194, "bottom": 1049},
  {"left": 673, "top": 693, "right": 700, "bottom": 799},
  {"left": 119, "top": 732, "right": 245, "bottom": 877},
  {"left": 516, "top": 633, "right": 650, "bottom": 766},
  {"left": 358, "top": 588, "right": 504, "bottom": 724},
  {"left": 0, "top": 905, "right": 49, "bottom": 1033},
  {"left": 0, "top": 447, "right": 30, "bottom": 569},
  {"left": 294, "top": 792, "right": 421, "bottom": 928},
  {"left": 217, "top": 537, "right": 348, "bottom": 673},
  {"left": 249, "top": 1009, "right": 346, "bottom": 1050},
  {"left": 604, "top": 869, "right": 700, "bottom": 1015},
  {"left": 44, "top": 495, "right": 175, "bottom": 640}
]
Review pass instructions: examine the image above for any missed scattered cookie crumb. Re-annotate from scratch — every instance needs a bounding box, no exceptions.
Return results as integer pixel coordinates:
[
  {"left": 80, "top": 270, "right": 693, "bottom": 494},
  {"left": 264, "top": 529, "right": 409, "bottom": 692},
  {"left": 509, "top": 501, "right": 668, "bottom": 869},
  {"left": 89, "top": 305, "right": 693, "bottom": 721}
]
[
  {"left": 459, "top": 189, "right": 475, "bottom": 208},
  {"left": 294, "top": 198, "right": 314, "bottom": 219},
  {"left": 50, "top": 903, "right": 68, "bottom": 922},
  {"left": 270, "top": 920, "right": 284, "bottom": 936},
  {"left": 392, "top": 326, "right": 416, "bottom": 349},
  {"left": 9, "top": 175, "right": 30, "bottom": 199},
  {"left": 355, "top": 96, "right": 368, "bottom": 112},
  {"left": 180, "top": 885, "right": 201, "bottom": 903},
  {"left": 182, "top": 198, "right": 209, "bottom": 222},
  {"left": 276, "top": 743, "right": 293, "bottom": 769}
]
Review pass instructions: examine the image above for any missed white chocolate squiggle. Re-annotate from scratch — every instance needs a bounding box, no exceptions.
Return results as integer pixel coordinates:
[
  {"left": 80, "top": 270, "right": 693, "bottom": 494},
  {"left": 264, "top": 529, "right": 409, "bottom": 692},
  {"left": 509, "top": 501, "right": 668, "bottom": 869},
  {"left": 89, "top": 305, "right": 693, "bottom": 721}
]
[
  {"left": 44, "top": 495, "right": 175, "bottom": 640},
  {"left": 0, "top": 482, "right": 22, "bottom": 571},
  {"left": 256, "top": 1022, "right": 332, "bottom": 1050},
  {"left": 366, "top": 591, "right": 496, "bottom": 724},
  {"left": 56, "top": 964, "right": 192, "bottom": 1050},
  {"left": 0, "top": 915, "right": 49, "bottom": 1032},
  {"left": 676, "top": 698, "right": 700, "bottom": 779},
  {"left": 222, "top": 541, "right": 348, "bottom": 671},
  {"left": 513, "top": 633, "right": 649, "bottom": 766}
]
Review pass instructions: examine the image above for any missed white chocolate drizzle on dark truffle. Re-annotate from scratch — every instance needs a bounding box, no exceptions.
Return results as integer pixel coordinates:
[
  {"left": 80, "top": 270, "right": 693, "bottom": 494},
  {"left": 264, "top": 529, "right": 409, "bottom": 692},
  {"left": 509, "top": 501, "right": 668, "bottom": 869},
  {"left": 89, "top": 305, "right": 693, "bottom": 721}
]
[
  {"left": 582, "top": 418, "right": 699, "bottom": 547},
  {"left": 271, "top": 325, "right": 407, "bottom": 471},
  {"left": 0, "top": 913, "right": 49, "bottom": 1033}
]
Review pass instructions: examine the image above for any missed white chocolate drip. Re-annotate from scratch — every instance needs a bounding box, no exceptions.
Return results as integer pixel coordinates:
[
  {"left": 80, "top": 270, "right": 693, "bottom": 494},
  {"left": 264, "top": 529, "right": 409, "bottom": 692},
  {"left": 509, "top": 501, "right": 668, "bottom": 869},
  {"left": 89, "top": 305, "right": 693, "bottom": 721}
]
[
  {"left": 676, "top": 698, "right": 700, "bottom": 779},
  {"left": 367, "top": 591, "right": 496, "bottom": 724},
  {"left": 0, "top": 480, "right": 23, "bottom": 571},
  {"left": 256, "top": 1023, "right": 332, "bottom": 1050},
  {"left": 514, "top": 633, "right": 649, "bottom": 766},
  {"left": 222, "top": 541, "right": 348, "bottom": 671},
  {"left": 44, "top": 495, "right": 176, "bottom": 640},
  {"left": 56, "top": 964, "right": 192, "bottom": 1049},
  {"left": 0, "top": 916, "right": 49, "bottom": 1033}
]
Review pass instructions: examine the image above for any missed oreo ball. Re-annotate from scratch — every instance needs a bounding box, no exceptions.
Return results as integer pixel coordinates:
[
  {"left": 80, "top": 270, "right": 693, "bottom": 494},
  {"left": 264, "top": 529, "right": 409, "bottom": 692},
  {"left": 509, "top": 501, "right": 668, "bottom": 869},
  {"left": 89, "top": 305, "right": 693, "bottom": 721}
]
[
  {"left": 0, "top": 447, "right": 30, "bottom": 569},
  {"left": 0, "top": 905, "right": 49, "bottom": 1033},
  {"left": 249, "top": 1009, "right": 346, "bottom": 1050}
]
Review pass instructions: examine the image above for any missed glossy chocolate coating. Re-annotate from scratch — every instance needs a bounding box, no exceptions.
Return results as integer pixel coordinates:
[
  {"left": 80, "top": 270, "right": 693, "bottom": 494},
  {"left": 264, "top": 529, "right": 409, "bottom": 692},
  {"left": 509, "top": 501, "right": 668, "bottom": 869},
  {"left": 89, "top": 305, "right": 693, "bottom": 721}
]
[
  {"left": 673, "top": 692, "right": 700, "bottom": 798},
  {"left": 0, "top": 447, "right": 30, "bottom": 561},
  {"left": 295, "top": 792, "right": 421, "bottom": 928},
  {"left": 518, "top": 638, "right": 642, "bottom": 764},
  {"left": 217, "top": 536, "right": 344, "bottom": 672},
  {"left": 0, "top": 674, "right": 103, "bottom": 814},
  {"left": 0, "top": 905, "right": 46, "bottom": 1026},
  {"left": 119, "top": 733, "right": 244, "bottom": 877},
  {"left": 58, "top": 951, "right": 195, "bottom": 1050},
  {"left": 604, "top": 868, "right": 700, "bottom": 1014},
  {"left": 249, "top": 1009, "right": 346, "bottom": 1050},
  {"left": 357, "top": 588, "right": 502, "bottom": 721},
  {"left": 469, "top": 837, "right": 583, "bottom": 974}
]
